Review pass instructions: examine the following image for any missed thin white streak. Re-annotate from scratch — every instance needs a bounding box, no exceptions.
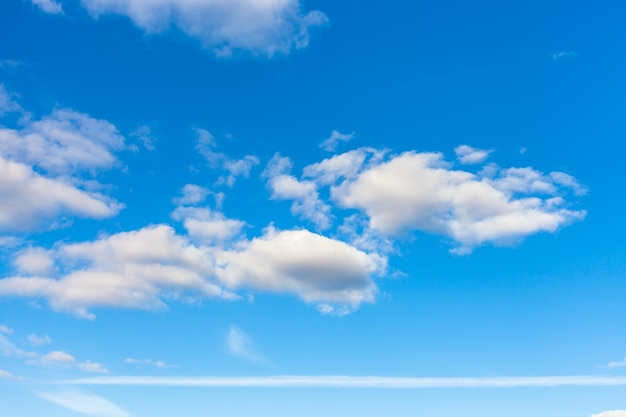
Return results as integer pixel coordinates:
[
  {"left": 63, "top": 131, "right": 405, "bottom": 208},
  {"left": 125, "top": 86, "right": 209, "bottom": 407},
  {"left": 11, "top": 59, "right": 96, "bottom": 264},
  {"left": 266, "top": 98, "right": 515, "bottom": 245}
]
[{"left": 61, "top": 375, "right": 626, "bottom": 388}]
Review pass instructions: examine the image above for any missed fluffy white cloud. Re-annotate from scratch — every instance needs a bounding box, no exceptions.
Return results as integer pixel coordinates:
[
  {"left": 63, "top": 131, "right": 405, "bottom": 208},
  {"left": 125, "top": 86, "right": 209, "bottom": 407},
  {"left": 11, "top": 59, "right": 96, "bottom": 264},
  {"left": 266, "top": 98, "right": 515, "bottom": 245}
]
[
  {"left": 0, "top": 156, "right": 122, "bottom": 232},
  {"left": 36, "top": 390, "right": 130, "bottom": 417},
  {"left": 172, "top": 207, "right": 245, "bottom": 245},
  {"left": 13, "top": 248, "right": 56, "bottom": 275},
  {"left": 591, "top": 412, "right": 626, "bottom": 417},
  {"left": 174, "top": 184, "right": 210, "bottom": 206},
  {"left": 79, "top": 0, "right": 327, "bottom": 56},
  {"left": 30, "top": 0, "right": 64, "bottom": 14},
  {"left": 0, "top": 225, "right": 228, "bottom": 318},
  {"left": 319, "top": 130, "right": 355, "bottom": 152},
  {"left": 0, "top": 222, "right": 382, "bottom": 315},
  {"left": 332, "top": 150, "right": 585, "bottom": 253},
  {"left": 216, "top": 227, "right": 382, "bottom": 307},
  {"left": 0, "top": 109, "right": 125, "bottom": 174},
  {"left": 40, "top": 350, "right": 76, "bottom": 365},
  {"left": 26, "top": 349, "right": 108, "bottom": 373},
  {"left": 264, "top": 153, "right": 332, "bottom": 229},
  {"left": 454, "top": 144, "right": 492, "bottom": 164}
]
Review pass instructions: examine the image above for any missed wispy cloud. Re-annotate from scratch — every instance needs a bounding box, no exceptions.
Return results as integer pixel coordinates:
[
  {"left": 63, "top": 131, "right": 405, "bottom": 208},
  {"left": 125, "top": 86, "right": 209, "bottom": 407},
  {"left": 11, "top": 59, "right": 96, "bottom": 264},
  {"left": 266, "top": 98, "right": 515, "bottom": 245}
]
[
  {"left": 550, "top": 50, "right": 578, "bottom": 60},
  {"left": 604, "top": 357, "right": 626, "bottom": 369},
  {"left": 28, "top": 333, "right": 53, "bottom": 346},
  {"left": 319, "top": 130, "right": 355, "bottom": 152},
  {"left": 125, "top": 358, "right": 171, "bottom": 368},
  {"left": 63, "top": 374, "right": 626, "bottom": 388},
  {"left": 30, "top": 0, "right": 64, "bottom": 15},
  {"left": 591, "top": 411, "right": 626, "bottom": 417},
  {"left": 0, "top": 369, "right": 17, "bottom": 379},
  {"left": 227, "top": 326, "right": 268, "bottom": 364},
  {"left": 36, "top": 389, "right": 131, "bottom": 417}
]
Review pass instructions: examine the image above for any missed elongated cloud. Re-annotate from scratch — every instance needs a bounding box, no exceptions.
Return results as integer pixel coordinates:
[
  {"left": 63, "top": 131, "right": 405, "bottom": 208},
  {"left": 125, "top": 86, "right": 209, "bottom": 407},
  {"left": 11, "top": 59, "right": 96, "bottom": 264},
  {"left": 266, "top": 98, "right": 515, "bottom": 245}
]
[
  {"left": 227, "top": 325, "right": 267, "bottom": 364},
  {"left": 36, "top": 390, "right": 130, "bottom": 417},
  {"left": 0, "top": 223, "right": 381, "bottom": 316},
  {"left": 0, "top": 157, "right": 122, "bottom": 232},
  {"left": 65, "top": 374, "right": 626, "bottom": 388},
  {"left": 591, "top": 412, "right": 626, "bottom": 417},
  {"left": 79, "top": 0, "right": 328, "bottom": 56}
]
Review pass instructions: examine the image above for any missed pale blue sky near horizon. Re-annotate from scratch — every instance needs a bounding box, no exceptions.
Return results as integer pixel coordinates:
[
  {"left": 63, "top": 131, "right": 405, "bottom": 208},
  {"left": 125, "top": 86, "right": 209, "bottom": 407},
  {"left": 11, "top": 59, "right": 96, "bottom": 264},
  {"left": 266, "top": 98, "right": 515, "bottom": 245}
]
[{"left": 0, "top": 0, "right": 625, "bottom": 416}]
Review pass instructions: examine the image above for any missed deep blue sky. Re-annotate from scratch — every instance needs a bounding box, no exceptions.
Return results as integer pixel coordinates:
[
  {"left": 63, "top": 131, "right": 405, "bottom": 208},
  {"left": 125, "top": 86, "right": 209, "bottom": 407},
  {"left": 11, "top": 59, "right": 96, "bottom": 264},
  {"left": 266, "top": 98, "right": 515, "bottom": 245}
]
[{"left": 0, "top": 1, "right": 625, "bottom": 416}]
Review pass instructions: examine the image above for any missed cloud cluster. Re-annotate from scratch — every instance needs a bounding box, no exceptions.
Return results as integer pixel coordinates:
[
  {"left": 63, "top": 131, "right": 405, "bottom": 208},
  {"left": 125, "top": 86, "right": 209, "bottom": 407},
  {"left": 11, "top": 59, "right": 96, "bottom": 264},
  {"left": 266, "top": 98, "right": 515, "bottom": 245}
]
[
  {"left": 0, "top": 223, "right": 381, "bottom": 317},
  {"left": 0, "top": 326, "right": 107, "bottom": 372},
  {"left": 0, "top": 94, "right": 126, "bottom": 233},
  {"left": 78, "top": 0, "right": 328, "bottom": 56}
]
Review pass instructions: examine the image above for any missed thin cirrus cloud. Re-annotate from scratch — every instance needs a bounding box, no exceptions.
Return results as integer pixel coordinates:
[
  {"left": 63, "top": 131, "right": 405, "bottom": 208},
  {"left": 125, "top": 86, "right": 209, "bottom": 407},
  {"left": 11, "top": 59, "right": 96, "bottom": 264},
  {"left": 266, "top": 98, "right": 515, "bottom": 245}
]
[
  {"left": 604, "top": 357, "right": 626, "bottom": 369},
  {"left": 125, "top": 358, "right": 170, "bottom": 368},
  {"left": 76, "top": 0, "right": 328, "bottom": 56},
  {"left": 64, "top": 374, "right": 626, "bottom": 389},
  {"left": 36, "top": 390, "right": 130, "bottom": 417},
  {"left": 227, "top": 325, "right": 268, "bottom": 364}
]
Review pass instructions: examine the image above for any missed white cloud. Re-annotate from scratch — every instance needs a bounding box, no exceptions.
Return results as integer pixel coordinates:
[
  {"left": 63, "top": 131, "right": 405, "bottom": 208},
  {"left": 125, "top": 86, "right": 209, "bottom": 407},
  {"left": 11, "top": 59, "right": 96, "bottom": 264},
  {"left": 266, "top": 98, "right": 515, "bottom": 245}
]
[
  {"left": 454, "top": 144, "right": 493, "bottom": 165},
  {"left": 332, "top": 150, "right": 585, "bottom": 253},
  {"left": 0, "top": 84, "right": 23, "bottom": 116},
  {"left": 125, "top": 358, "right": 170, "bottom": 368},
  {"left": 264, "top": 153, "right": 332, "bottom": 229},
  {"left": 30, "top": 0, "right": 64, "bottom": 14},
  {"left": 196, "top": 129, "right": 259, "bottom": 187},
  {"left": 0, "top": 156, "right": 122, "bottom": 232},
  {"left": 27, "top": 333, "right": 53, "bottom": 346},
  {"left": 0, "top": 225, "right": 229, "bottom": 318},
  {"left": 216, "top": 226, "right": 382, "bottom": 308},
  {"left": 14, "top": 248, "right": 55, "bottom": 275},
  {"left": 303, "top": 148, "right": 372, "bottom": 185},
  {"left": 65, "top": 374, "right": 626, "bottom": 389},
  {"left": 36, "top": 390, "right": 131, "bottom": 417},
  {"left": 0, "top": 324, "right": 12, "bottom": 334},
  {"left": 319, "top": 130, "right": 355, "bottom": 152},
  {"left": 78, "top": 360, "right": 110, "bottom": 373},
  {"left": 604, "top": 357, "right": 626, "bottom": 369},
  {"left": 591, "top": 412, "right": 626, "bottom": 417},
  {"left": 172, "top": 207, "right": 245, "bottom": 245},
  {"left": 40, "top": 350, "right": 76, "bottom": 365},
  {"left": 0, "top": 108, "right": 126, "bottom": 174},
  {"left": 173, "top": 184, "right": 211, "bottom": 206},
  {"left": 227, "top": 325, "right": 267, "bottom": 364},
  {"left": 79, "top": 0, "right": 327, "bottom": 56},
  {"left": 0, "top": 369, "right": 16, "bottom": 379}
]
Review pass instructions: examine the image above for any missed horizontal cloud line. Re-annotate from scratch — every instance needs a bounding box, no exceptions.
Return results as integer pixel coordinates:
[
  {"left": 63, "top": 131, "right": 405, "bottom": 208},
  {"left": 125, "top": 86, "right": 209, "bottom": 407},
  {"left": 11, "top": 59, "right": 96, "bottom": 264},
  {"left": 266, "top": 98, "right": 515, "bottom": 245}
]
[{"left": 60, "top": 375, "right": 626, "bottom": 389}]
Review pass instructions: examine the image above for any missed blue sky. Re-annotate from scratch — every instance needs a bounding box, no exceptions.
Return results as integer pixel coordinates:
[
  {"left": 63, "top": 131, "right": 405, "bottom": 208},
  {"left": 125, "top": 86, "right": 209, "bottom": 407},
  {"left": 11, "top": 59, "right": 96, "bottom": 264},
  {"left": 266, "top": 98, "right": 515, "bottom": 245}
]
[{"left": 0, "top": 0, "right": 625, "bottom": 416}]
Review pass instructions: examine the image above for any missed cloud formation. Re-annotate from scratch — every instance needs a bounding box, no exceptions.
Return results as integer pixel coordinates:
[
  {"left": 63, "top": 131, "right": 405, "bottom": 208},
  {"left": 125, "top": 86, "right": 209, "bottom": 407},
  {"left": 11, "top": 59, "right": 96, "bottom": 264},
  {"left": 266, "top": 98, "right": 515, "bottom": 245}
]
[
  {"left": 0, "top": 222, "right": 380, "bottom": 316},
  {"left": 36, "top": 390, "right": 130, "bottom": 417},
  {"left": 30, "top": 0, "right": 64, "bottom": 14},
  {"left": 227, "top": 325, "right": 267, "bottom": 364},
  {"left": 319, "top": 130, "right": 355, "bottom": 152},
  {"left": 79, "top": 0, "right": 328, "bottom": 56},
  {"left": 65, "top": 374, "right": 626, "bottom": 388},
  {"left": 454, "top": 144, "right": 492, "bottom": 164},
  {"left": 331, "top": 150, "right": 585, "bottom": 253},
  {"left": 591, "top": 412, "right": 626, "bottom": 417}
]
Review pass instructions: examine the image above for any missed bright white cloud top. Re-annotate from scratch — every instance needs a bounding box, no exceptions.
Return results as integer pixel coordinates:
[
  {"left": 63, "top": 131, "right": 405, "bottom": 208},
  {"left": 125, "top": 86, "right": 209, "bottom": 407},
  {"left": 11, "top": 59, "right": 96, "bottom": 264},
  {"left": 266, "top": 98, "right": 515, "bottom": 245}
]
[{"left": 75, "top": 0, "right": 328, "bottom": 55}]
